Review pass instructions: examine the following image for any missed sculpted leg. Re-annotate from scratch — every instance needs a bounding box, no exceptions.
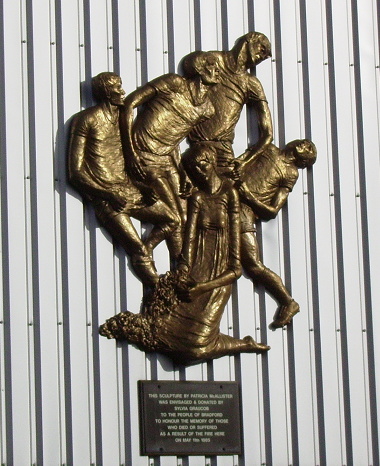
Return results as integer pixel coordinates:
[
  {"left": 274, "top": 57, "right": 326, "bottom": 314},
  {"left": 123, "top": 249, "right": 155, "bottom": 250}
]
[
  {"left": 100, "top": 212, "right": 159, "bottom": 286},
  {"left": 208, "top": 334, "right": 270, "bottom": 359},
  {"left": 147, "top": 178, "right": 185, "bottom": 260},
  {"left": 241, "top": 232, "right": 299, "bottom": 327},
  {"left": 134, "top": 201, "right": 182, "bottom": 259}
]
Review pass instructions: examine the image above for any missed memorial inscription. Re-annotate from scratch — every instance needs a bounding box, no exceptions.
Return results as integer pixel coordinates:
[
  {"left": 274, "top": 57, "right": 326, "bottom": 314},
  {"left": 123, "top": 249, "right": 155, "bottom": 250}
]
[{"left": 139, "top": 381, "right": 242, "bottom": 456}]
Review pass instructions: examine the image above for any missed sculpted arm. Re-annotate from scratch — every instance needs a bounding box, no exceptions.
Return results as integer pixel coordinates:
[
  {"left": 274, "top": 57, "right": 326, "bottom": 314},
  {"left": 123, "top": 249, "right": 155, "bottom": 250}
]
[
  {"left": 238, "top": 76, "right": 273, "bottom": 167},
  {"left": 178, "top": 190, "right": 241, "bottom": 301},
  {"left": 119, "top": 84, "right": 157, "bottom": 181},
  {"left": 178, "top": 194, "right": 200, "bottom": 275},
  {"left": 239, "top": 184, "right": 290, "bottom": 220}
]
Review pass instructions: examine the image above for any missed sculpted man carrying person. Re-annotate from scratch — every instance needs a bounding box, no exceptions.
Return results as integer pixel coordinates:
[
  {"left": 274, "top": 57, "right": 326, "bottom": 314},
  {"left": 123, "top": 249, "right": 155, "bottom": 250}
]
[
  {"left": 68, "top": 72, "right": 179, "bottom": 286},
  {"left": 187, "top": 31, "right": 273, "bottom": 172},
  {"left": 186, "top": 32, "right": 310, "bottom": 327}
]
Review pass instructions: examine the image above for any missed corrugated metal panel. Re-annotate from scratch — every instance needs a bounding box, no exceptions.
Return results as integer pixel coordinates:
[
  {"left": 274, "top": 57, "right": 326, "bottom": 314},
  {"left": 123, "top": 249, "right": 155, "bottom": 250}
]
[{"left": 1, "top": 0, "right": 379, "bottom": 465}]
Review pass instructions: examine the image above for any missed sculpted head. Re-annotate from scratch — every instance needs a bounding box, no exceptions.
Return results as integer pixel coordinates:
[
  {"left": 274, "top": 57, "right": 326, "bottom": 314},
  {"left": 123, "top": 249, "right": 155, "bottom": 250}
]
[
  {"left": 92, "top": 72, "right": 125, "bottom": 105},
  {"left": 182, "top": 51, "right": 221, "bottom": 84},
  {"left": 182, "top": 143, "right": 218, "bottom": 186},
  {"left": 232, "top": 31, "right": 272, "bottom": 68},
  {"left": 284, "top": 139, "right": 317, "bottom": 169}
]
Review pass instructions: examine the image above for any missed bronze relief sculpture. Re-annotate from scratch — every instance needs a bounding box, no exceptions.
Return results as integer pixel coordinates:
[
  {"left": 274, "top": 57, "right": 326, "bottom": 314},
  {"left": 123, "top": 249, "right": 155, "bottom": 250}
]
[{"left": 68, "top": 32, "right": 317, "bottom": 364}]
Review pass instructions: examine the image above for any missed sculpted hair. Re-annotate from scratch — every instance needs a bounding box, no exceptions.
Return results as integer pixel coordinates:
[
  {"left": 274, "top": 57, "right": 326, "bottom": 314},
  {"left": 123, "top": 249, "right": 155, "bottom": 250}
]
[
  {"left": 232, "top": 31, "right": 271, "bottom": 59},
  {"left": 92, "top": 72, "right": 120, "bottom": 102},
  {"left": 286, "top": 139, "right": 317, "bottom": 167},
  {"left": 181, "top": 143, "right": 217, "bottom": 181},
  {"left": 182, "top": 51, "right": 218, "bottom": 78}
]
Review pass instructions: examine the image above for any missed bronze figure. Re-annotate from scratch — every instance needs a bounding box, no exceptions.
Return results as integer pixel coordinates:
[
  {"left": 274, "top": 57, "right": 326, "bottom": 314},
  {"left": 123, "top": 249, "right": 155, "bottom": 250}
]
[
  {"left": 68, "top": 72, "right": 179, "bottom": 287},
  {"left": 119, "top": 52, "right": 221, "bottom": 260},
  {"left": 68, "top": 31, "right": 317, "bottom": 363},
  {"left": 184, "top": 33, "right": 312, "bottom": 327},
  {"left": 187, "top": 32, "right": 273, "bottom": 172},
  {"left": 99, "top": 144, "right": 270, "bottom": 364},
  {"left": 237, "top": 139, "right": 317, "bottom": 327}
]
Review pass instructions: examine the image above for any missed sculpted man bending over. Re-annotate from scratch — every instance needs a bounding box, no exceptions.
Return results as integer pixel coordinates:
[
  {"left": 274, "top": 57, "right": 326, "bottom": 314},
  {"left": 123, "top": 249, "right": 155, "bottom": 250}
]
[
  {"left": 68, "top": 72, "right": 179, "bottom": 286},
  {"left": 119, "top": 52, "right": 221, "bottom": 260}
]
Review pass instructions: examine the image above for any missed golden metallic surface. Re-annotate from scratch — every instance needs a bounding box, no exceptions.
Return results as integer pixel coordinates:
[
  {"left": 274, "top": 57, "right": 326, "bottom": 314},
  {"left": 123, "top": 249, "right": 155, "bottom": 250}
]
[
  {"left": 237, "top": 140, "right": 317, "bottom": 328},
  {"left": 99, "top": 145, "right": 270, "bottom": 365},
  {"left": 68, "top": 33, "right": 317, "bottom": 363}
]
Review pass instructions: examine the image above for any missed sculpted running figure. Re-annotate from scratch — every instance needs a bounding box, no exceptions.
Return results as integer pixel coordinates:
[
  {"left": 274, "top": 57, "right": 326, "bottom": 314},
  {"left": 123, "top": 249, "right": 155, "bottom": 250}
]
[
  {"left": 238, "top": 139, "right": 317, "bottom": 327},
  {"left": 68, "top": 72, "right": 179, "bottom": 286}
]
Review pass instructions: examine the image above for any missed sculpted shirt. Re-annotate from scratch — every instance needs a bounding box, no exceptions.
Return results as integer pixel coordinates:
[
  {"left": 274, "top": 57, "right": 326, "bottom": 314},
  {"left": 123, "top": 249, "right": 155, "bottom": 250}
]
[
  {"left": 188, "top": 52, "right": 267, "bottom": 147},
  {"left": 132, "top": 73, "right": 215, "bottom": 156},
  {"left": 240, "top": 144, "right": 298, "bottom": 229},
  {"left": 69, "top": 105, "right": 144, "bottom": 207}
]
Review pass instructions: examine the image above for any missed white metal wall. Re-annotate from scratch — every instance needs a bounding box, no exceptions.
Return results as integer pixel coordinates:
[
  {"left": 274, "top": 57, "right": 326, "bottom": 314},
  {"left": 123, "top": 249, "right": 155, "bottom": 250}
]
[{"left": 1, "top": 0, "right": 379, "bottom": 465}]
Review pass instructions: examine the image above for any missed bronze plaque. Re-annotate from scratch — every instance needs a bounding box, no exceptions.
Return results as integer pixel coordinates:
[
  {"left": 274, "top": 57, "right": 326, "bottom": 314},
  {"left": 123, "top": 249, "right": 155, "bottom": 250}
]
[{"left": 138, "top": 380, "right": 243, "bottom": 456}]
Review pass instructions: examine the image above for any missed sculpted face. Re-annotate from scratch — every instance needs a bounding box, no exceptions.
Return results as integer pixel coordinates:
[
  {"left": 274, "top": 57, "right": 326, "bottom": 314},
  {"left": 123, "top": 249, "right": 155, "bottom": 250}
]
[
  {"left": 287, "top": 139, "right": 317, "bottom": 168},
  {"left": 107, "top": 77, "right": 126, "bottom": 106},
  {"left": 247, "top": 36, "right": 271, "bottom": 67}
]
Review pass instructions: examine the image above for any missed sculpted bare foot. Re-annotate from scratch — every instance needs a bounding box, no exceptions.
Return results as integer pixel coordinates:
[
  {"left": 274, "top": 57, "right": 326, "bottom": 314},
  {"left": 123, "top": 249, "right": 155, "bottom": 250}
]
[
  {"left": 270, "top": 300, "right": 300, "bottom": 329},
  {"left": 243, "top": 336, "right": 270, "bottom": 353}
]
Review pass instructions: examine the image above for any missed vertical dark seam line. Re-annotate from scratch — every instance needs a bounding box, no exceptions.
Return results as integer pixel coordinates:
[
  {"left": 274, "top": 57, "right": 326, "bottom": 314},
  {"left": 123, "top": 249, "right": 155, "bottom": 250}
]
[
  {"left": 165, "top": 0, "right": 175, "bottom": 74},
  {"left": 139, "top": 0, "right": 148, "bottom": 85},
  {"left": 299, "top": 5, "right": 327, "bottom": 458},
  {"left": 82, "top": 0, "right": 93, "bottom": 108},
  {"left": 0, "top": 0, "right": 14, "bottom": 461},
  {"left": 54, "top": 0, "right": 74, "bottom": 463},
  {"left": 324, "top": 1, "right": 353, "bottom": 464},
  {"left": 298, "top": 0, "right": 327, "bottom": 464},
  {"left": 220, "top": 0, "right": 229, "bottom": 50},
  {"left": 296, "top": 1, "right": 327, "bottom": 465},
  {"left": 88, "top": 225, "right": 103, "bottom": 465},
  {"left": 272, "top": 2, "right": 299, "bottom": 466},
  {"left": 193, "top": 0, "right": 202, "bottom": 50},
  {"left": 25, "top": 0, "right": 44, "bottom": 463},
  {"left": 138, "top": 1, "right": 159, "bottom": 403},
  {"left": 247, "top": 0, "right": 255, "bottom": 30},
  {"left": 82, "top": 0, "right": 103, "bottom": 463},
  {"left": 115, "top": 252, "right": 132, "bottom": 463},
  {"left": 350, "top": 1, "right": 379, "bottom": 464},
  {"left": 255, "top": 221, "right": 271, "bottom": 466},
  {"left": 111, "top": 0, "right": 121, "bottom": 75}
]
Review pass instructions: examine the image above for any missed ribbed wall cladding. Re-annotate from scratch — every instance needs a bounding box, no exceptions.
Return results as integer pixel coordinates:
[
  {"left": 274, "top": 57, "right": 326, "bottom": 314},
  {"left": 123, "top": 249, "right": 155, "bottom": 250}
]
[{"left": 1, "top": 1, "right": 379, "bottom": 465}]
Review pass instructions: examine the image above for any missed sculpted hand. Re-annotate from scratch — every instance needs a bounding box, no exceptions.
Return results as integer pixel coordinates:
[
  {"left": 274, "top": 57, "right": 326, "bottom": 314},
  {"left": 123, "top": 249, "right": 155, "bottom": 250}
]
[
  {"left": 177, "top": 282, "right": 206, "bottom": 302},
  {"left": 231, "top": 159, "right": 243, "bottom": 182},
  {"left": 141, "top": 186, "right": 159, "bottom": 205},
  {"left": 180, "top": 180, "right": 193, "bottom": 199},
  {"left": 128, "top": 156, "right": 148, "bottom": 183},
  {"left": 109, "top": 188, "right": 128, "bottom": 212}
]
